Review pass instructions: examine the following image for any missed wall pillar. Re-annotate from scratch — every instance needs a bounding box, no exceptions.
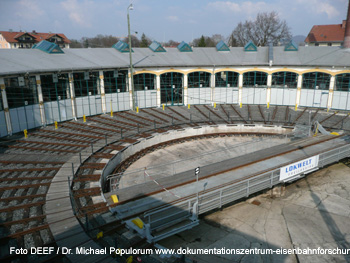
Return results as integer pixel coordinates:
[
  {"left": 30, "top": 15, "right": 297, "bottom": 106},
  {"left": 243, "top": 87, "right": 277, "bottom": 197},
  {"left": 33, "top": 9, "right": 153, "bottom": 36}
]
[
  {"left": 35, "top": 75, "right": 46, "bottom": 126},
  {"left": 238, "top": 74, "right": 243, "bottom": 106},
  {"left": 184, "top": 74, "right": 188, "bottom": 106},
  {"left": 0, "top": 78, "right": 12, "bottom": 135},
  {"left": 210, "top": 72, "right": 215, "bottom": 105},
  {"left": 68, "top": 73, "right": 77, "bottom": 120},
  {"left": 327, "top": 76, "right": 335, "bottom": 110},
  {"left": 99, "top": 71, "right": 106, "bottom": 113},
  {"left": 266, "top": 74, "right": 272, "bottom": 107},
  {"left": 295, "top": 74, "right": 303, "bottom": 109},
  {"left": 156, "top": 75, "right": 161, "bottom": 107}
]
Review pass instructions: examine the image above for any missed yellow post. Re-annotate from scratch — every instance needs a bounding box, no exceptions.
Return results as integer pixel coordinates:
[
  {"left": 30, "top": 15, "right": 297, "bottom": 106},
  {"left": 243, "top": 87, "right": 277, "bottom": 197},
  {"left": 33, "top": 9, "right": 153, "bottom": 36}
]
[
  {"left": 126, "top": 256, "right": 133, "bottom": 263},
  {"left": 214, "top": 103, "right": 216, "bottom": 108},
  {"left": 327, "top": 108, "right": 329, "bottom": 113},
  {"left": 240, "top": 102, "right": 242, "bottom": 108},
  {"left": 54, "top": 121, "right": 58, "bottom": 129},
  {"left": 188, "top": 104, "right": 190, "bottom": 109},
  {"left": 267, "top": 102, "right": 270, "bottom": 109},
  {"left": 295, "top": 104, "right": 298, "bottom": 111},
  {"left": 83, "top": 115, "right": 86, "bottom": 123},
  {"left": 136, "top": 107, "right": 139, "bottom": 113},
  {"left": 162, "top": 104, "right": 165, "bottom": 110},
  {"left": 96, "top": 231, "right": 103, "bottom": 239},
  {"left": 110, "top": 101, "right": 113, "bottom": 117},
  {"left": 24, "top": 129, "right": 28, "bottom": 139}
]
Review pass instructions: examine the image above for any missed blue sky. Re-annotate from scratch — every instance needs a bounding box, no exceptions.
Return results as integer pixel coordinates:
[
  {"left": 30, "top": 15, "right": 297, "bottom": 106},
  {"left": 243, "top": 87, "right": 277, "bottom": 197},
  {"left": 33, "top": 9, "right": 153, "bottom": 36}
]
[{"left": 0, "top": 0, "right": 348, "bottom": 42}]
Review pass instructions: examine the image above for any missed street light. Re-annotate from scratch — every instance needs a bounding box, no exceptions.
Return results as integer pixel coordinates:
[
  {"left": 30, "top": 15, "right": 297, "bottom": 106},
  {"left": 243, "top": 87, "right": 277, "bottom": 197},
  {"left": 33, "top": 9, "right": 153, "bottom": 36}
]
[{"left": 127, "top": 3, "right": 136, "bottom": 111}]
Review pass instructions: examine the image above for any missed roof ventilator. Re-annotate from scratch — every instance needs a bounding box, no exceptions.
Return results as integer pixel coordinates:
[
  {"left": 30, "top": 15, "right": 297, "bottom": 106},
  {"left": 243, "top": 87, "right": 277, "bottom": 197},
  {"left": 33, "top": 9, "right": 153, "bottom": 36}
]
[
  {"left": 112, "top": 40, "right": 133, "bottom": 53},
  {"left": 177, "top": 41, "right": 192, "bottom": 52},
  {"left": 244, "top": 40, "right": 257, "bottom": 52},
  {"left": 32, "top": 40, "right": 64, "bottom": 54},
  {"left": 216, "top": 40, "right": 230, "bottom": 51},
  {"left": 149, "top": 41, "right": 166, "bottom": 52}
]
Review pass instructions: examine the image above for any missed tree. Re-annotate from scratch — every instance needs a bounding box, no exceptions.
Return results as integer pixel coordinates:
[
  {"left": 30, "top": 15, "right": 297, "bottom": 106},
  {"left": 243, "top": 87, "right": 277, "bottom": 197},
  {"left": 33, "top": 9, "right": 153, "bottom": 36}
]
[
  {"left": 231, "top": 11, "right": 291, "bottom": 46},
  {"left": 140, "top": 33, "right": 151, "bottom": 47},
  {"left": 198, "top": 35, "right": 206, "bottom": 47},
  {"left": 123, "top": 35, "right": 140, "bottom": 47}
]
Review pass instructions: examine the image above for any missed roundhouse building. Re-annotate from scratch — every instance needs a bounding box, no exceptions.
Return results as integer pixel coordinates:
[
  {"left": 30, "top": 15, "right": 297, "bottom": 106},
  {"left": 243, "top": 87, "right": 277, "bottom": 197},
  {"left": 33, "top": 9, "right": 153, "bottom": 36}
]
[{"left": 0, "top": 40, "right": 350, "bottom": 137}]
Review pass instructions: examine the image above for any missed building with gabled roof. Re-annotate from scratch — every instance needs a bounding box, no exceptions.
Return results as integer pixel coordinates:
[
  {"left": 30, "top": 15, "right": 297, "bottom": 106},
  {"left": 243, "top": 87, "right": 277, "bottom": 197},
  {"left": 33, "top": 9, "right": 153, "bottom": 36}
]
[
  {"left": 305, "top": 20, "right": 347, "bottom": 46},
  {"left": 0, "top": 30, "right": 71, "bottom": 49}
]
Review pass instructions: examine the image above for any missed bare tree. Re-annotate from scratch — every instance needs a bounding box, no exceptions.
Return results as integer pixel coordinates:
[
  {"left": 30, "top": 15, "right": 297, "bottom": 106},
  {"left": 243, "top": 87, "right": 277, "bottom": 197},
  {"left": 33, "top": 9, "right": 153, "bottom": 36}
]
[{"left": 232, "top": 11, "right": 291, "bottom": 46}]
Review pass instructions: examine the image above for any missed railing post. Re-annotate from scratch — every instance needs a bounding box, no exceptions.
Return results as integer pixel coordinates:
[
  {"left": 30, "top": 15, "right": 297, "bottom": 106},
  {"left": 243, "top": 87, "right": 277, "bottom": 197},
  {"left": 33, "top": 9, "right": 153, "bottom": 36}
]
[
  {"left": 219, "top": 189, "right": 223, "bottom": 208},
  {"left": 91, "top": 142, "right": 94, "bottom": 154},
  {"left": 246, "top": 180, "right": 250, "bottom": 197},
  {"left": 270, "top": 172, "right": 273, "bottom": 188}
]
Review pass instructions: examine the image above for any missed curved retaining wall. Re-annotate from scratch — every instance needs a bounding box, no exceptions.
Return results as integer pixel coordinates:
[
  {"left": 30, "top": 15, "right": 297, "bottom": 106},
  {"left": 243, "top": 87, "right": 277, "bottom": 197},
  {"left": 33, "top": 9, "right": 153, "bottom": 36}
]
[{"left": 101, "top": 124, "right": 293, "bottom": 191}]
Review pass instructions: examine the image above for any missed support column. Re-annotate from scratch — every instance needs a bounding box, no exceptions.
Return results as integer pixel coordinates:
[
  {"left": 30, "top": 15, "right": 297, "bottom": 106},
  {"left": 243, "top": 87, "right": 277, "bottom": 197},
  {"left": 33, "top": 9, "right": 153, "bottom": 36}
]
[
  {"left": 184, "top": 74, "right": 188, "bottom": 106},
  {"left": 68, "top": 73, "right": 77, "bottom": 120},
  {"left": 35, "top": 75, "right": 46, "bottom": 126},
  {"left": 156, "top": 75, "right": 161, "bottom": 107},
  {"left": 210, "top": 73, "right": 215, "bottom": 105},
  {"left": 295, "top": 74, "right": 303, "bottom": 110},
  {"left": 327, "top": 75, "right": 335, "bottom": 110},
  {"left": 128, "top": 70, "right": 135, "bottom": 110},
  {"left": 99, "top": 71, "right": 106, "bottom": 113},
  {"left": 266, "top": 74, "right": 272, "bottom": 108},
  {"left": 238, "top": 74, "right": 243, "bottom": 107},
  {"left": 0, "top": 78, "right": 12, "bottom": 135}
]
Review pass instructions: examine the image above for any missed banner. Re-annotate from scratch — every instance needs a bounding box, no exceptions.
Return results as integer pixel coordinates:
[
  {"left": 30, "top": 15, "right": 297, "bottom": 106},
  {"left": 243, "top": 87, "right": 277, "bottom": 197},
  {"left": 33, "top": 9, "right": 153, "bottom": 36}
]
[{"left": 280, "top": 155, "right": 319, "bottom": 181}]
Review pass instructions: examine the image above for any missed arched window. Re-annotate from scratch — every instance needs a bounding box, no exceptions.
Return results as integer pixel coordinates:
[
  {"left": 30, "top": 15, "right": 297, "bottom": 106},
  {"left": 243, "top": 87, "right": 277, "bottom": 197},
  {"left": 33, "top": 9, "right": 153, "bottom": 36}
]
[
  {"left": 104, "top": 70, "right": 128, "bottom": 93},
  {"left": 335, "top": 73, "right": 350, "bottom": 92},
  {"left": 271, "top": 72, "right": 298, "bottom": 89},
  {"left": 160, "top": 72, "right": 183, "bottom": 105},
  {"left": 302, "top": 72, "right": 330, "bottom": 90},
  {"left": 133, "top": 73, "right": 156, "bottom": 91},
  {"left": 188, "top": 72, "right": 211, "bottom": 88},
  {"left": 243, "top": 71, "right": 268, "bottom": 87},
  {"left": 215, "top": 71, "right": 239, "bottom": 87}
]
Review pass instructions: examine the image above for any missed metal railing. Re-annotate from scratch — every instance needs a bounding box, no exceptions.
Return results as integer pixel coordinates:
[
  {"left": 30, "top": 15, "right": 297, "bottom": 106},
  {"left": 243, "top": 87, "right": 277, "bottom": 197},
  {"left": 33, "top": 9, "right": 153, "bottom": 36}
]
[{"left": 142, "top": 143, "right": 350, "bottom": 239}]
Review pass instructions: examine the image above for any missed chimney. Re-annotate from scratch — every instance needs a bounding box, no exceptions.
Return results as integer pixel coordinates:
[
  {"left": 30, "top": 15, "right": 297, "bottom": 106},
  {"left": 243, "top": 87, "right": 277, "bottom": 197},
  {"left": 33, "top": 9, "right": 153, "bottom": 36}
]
[{"left": 344, "top": 0, "right": 350, "bottom": 48}]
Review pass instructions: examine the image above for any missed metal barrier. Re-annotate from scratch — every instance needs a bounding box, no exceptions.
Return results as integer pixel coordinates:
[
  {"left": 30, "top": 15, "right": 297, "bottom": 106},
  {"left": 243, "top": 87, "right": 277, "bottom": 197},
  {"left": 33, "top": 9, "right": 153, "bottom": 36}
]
[{"left": 141, "top": 143, "right": 350, "bottom": 242}]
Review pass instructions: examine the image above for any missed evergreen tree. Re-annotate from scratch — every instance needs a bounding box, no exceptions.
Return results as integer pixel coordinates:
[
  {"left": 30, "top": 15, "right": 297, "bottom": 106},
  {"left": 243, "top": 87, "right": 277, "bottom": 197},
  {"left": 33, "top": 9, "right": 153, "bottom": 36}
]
[{"left": 198, "top": 35, "right": 206, "bottom": 47}]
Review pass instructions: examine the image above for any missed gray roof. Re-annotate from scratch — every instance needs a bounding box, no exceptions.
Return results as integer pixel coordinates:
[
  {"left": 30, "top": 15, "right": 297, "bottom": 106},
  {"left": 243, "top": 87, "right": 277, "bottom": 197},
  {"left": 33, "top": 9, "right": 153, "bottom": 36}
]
[{"left": 0, "top": 46, "right": 349, "bottom": 76}]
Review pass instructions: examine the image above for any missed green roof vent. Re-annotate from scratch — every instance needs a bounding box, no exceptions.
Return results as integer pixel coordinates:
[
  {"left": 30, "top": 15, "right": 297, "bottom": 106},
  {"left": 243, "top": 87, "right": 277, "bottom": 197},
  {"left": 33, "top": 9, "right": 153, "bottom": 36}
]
[
  {"left": 149, "top": 41, "right": 166, "bottom": 52},
  {"left": 177, "top": 41, "right": 192, "bottom": 52},
  {"left": 216, "top": 40, "right": 230, "bottom": 51},
  {"left": 32, "top": 40, "right": 64, "bottom": 54},
  {"left": 284, "top": 41, "right": 298, "bottom": 51},
  {"left": 112, "top": 41, "right": 133, "bottom": 53},
  {"left": 244, "top": 40, "right": 257, "bottom": 52}
]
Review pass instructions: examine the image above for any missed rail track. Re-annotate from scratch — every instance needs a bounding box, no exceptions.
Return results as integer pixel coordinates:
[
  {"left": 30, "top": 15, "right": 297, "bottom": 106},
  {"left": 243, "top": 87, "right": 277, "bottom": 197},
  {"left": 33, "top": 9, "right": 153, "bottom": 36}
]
[{"left": 0, "top": 105, "right": 349, "bottom": 263}]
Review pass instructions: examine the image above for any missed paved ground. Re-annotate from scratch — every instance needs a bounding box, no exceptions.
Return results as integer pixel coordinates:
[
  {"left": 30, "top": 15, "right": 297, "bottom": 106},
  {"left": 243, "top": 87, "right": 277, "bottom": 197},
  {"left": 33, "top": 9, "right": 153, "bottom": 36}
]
[
  {"left": 159, "top": 162, "right": 350, "bottom": 263},
  {"left": 120, "top": 135, "right": 290, "bottom": 187}
]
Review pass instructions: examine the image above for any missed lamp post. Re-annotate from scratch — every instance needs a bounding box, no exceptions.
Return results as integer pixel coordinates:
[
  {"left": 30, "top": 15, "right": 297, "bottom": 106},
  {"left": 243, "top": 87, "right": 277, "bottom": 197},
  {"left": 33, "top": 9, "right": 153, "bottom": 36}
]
[{"left": 127, "top": 3, "right": 136, "bottom": 111}]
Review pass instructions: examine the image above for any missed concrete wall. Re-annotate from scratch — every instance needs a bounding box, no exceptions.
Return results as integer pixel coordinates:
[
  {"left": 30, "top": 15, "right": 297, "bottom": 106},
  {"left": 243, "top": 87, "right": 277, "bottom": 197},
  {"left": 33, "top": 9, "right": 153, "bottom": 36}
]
[{"left": 101, "top": 124, "right": 292, "bottom": 188}]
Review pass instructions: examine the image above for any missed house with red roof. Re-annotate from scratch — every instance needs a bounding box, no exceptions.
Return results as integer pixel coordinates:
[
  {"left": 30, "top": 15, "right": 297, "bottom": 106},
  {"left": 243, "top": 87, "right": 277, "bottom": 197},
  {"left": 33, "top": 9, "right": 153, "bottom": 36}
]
[
  {"left": 0, "top": 30, "right": 71, "bottom": 49},
  {"left": 305, "top": 20, "right": 347, "bottom": 47}
]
